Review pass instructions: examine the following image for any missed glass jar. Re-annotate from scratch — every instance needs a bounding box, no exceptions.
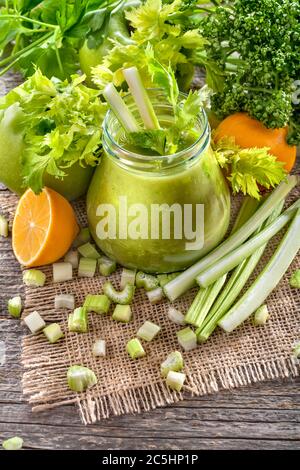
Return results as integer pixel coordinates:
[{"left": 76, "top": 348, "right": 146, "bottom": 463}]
[{"left": 87, "top": 90, "right": 230, "bottom": 273}]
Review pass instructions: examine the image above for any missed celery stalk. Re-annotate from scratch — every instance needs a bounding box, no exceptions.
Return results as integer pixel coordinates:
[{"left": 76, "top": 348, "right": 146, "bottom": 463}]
[
  {"left": 161, "top": 351, "right": 184, "bottom": 377},
  {"left": 64, "top": 250, "right": 79, "bottom": 269},
  {"left": 126, "top": 338, "right": 146, "bottom": 359},
  {"left": 83, "top": 294, "right": 110, "bottom": 314},
  {"left": 146, "top": 287, "right": 164, "bottom": 304},
  {"left": 78, "top": 242, "right": 100, "bottom": 259},
  {"left": 187, "top": 197, "right": 260, "bottom": 329},
  {"left": 67, "top": 365, "right": 97, "bottom": 392},
  {"left": 197, "top": 199, "right": 299, "bottom": 288},
  {"left": 73, "top": 227, "right": 90, "bottom": 247},
  {"left": 92, "top": 339, "right": 106, "bottom": 357},
  {"left": 167, "top": 307, "right": 185, "bottom": 325},
  {"left": 197, "top": 201, "right": 284, "bottom": 342},
  {"left": 164, "top": 176, "right": 298, "bottom": 301},
  {"left": 136, "top": 271, "right": 159, "bottom": 291},
  {"left": 23, "top": 269, "right": 46, "bottom": 287},
  {"left": 43, "top": 323, "right": 64, "bottom": 343},
  {"left": 68, "top": 307, "right": 88, "bottom": 333},
  {"left": 120, "top": 268, "right": 136, "bottom": 289},
  {"left": 78, "top": 257, "right": 97, "bottom": 277},
  {"left": 123, "top": 67, "right": 160, "bottom": 130},
  {"left": 137, "top": 320, "right": 161, "bottom": 342},
  {"left": 23, "top": 311, "right": 45, "bottom": 334},
  {"left": 53, "top": 262, "right": 73, "bottom": 283},
  {"left": 177, "top": 327, "right": 197, "bottom": 351},
  {"left": 290, "top": 269, "right": 300, "bottom": 288},
  {"left": 2, "top": 436, "right": 23, "bottom": 450},
  {"left": 98, "top": 255, "right": 117, "bottom": 276},
  {"left": 55, "top": 294, "right": 75, "bottom": 310},
  {"left": 0, "top": 214, "right": 8, "bottom": 237},
  {"left": 112, "top": 304, "right": 132, "bottom": 323},
  {"left": 166, "top": 371, "right": 186, "bottom": 392},
  {"left": 253, "top": 304, "right": 270, "bottom": 326},
  {"left": 185, "top": 274, "right": 227, "bottom": 327},
  {"left": 103, "top": 282, "right": 135, "bottom": 304},
  {"left": 103, "top": 83, "right": 140, "bottom": 132},
  {"left": 219, "top": 208, "right": 300, "bottom": 332},
  {"left": 7, "top": 296, "right": 22, "bottom": 318},
  {"left": 231, "top": 197, "right": 261, "bottom": 234},
  {"left": 293, "top": 343, "right": 300, "bottom": 359}
]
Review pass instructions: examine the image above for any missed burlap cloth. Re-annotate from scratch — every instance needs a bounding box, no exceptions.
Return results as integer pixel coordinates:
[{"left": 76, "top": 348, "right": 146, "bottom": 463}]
[
  {"left": 0, "top": 73, "right": 299, "bottom": 424},
  {"left": 0, "top": 177, "right": 299, "bottom": 424}
]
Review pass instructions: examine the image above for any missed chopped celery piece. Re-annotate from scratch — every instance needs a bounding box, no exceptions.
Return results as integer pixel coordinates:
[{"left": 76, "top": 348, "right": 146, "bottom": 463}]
[
  {"left": 23, "top": 311, "right": 45, "bottom": 334},
  {"left": 197, "top": 202, "right": 299, "bottom": 288},
  {"left": 64, "top": 250, "right": 79, "bottom": 269},
  {"left": 103, "top": 83, "right": 140, "bottom": 132},
  {"left": 137, "top": 320, "right": 161, "bottom": 342},
  {"left": 158, "top": 272, "right": 180, "bottom": 288},
  {"left": 146, "top": 287, "right": 164, "bottom": 304},
  {"left": 123, "top": 67, "right": 160, "bottom": 130},
  {"left": 136, "top": 271, "right": 159, "bottom": 291},
  {"left": 292, "top": 342, "right": 300, "bottom": 359},
  {"left": 53, "top": 262, "right": 73, "bottom": 283},
  {"left": 73, "top": 227, "right": 90, "bottom": 247},
  {"left": 166, "top": 371, "right": 186, "bottom": 392},
  {"left": 177, "top": 327, "right": 197, "bottom": 351},
  {"left": 23, "top": 269, "right": 46, "bottom": 287},
  {"left": 92, "top": 339, "right": 106, "bottom": 357},
  {"left": 112, "top": 304, "right": 132, "bottom": 323},
  {"left": 126, "top": 338, "right": 146, "bottom": 359},
  {"left": 7, "top": 296, "right": 22, "bottom": 318},
  {"left": 78, "top": 242, "right": 100, "bottom": 259},
  {"left": 78, "top": 257, "right": 97, "bottom": 278},
  {"left": 0, "top": 214, "right": 8, "bottom": 237},
  {"left": 164, "top": 176, "right": 299, "bottom": 301},
  {"left": 161, "top": 351, "right": 184, "bottom": 378},
  {"left": 219, "top": 208, "right": 300, "bottom": 332},
  {"left": 197, "top": 201, "right": 284, "bottom": 342},
  {"left": 98, "top": 255, "right": 117, "bottom": 276},
  {"left": 290, "top": 269, "right": 300, "bottom": 288},
  {"left": 253, "top": 304, "right": 270, "bottom": 326},
  {"left": 103, "top": 281, "right": 135, "bottom": 304},
  {"left": 54, "top": 294, "right": 75, "bottom": 310},
  {"left": 43, "top": 323, "right": 64, "bottom": 343},
  {"left": 67, "top": 365, "right": 97, "bottom": 392},
  {"left": 2, "top": 436, "right": 23, "bottom": 450},
  {"left": 120, "top": 268, "right": 136, "bottom": 289},
  {"left": 83, "top": 294, "right": 110, "bottom": 314},
  {"left": 167, "top": 307, "right": 185, "bottom": 325},
  {"left": 68, "top": 307, "right": 88, "bottom": 333}
]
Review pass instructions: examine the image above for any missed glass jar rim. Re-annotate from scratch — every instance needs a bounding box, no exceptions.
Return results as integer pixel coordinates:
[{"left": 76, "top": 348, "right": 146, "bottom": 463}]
[{"left": 102, "top": 88, "right": 211, "bottom": 171}]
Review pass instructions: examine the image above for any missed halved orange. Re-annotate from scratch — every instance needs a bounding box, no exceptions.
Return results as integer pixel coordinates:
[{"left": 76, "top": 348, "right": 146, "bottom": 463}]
[{"left": 12, "top": 187, "right": 79, "bottom": 267}]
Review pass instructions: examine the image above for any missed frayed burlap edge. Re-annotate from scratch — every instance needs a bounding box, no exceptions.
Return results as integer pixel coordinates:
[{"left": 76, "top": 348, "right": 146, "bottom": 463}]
[{"left": 23, "top": 357, "right": 299, "bottom": 425}]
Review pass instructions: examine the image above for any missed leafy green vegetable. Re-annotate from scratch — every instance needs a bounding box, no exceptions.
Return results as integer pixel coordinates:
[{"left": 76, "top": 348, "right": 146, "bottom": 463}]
[
  {"left": 213, "top": 137, "right": 287, "bottom": 199},
  {"left": 92, "top": 0, "right": 208, "bottom": 90},
  {"left": 0, "top": 0, "right": 128, "bottom": 79},
  {"left": 0, "top": 69, "right": 106, "bottom": 194},
  {"left": 195, "top": 0, "right": 300, "bottom": 143}
]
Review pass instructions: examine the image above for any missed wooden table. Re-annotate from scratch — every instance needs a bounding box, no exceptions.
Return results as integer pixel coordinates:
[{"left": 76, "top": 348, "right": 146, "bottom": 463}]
[{"left": 0, "top": 225, "right": 299, "bottom": 450}]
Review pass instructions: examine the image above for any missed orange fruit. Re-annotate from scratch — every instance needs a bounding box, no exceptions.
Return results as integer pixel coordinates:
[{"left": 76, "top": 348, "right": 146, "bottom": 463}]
[
  {"left": 12, "top": 187, "right": 79, "bottom": 267},
  {"left": 214, "top": 112, "right": 297, "bottom": 173}
]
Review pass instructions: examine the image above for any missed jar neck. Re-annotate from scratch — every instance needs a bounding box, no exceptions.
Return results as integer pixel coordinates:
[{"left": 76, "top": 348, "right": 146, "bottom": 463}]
[{"left": 102, "top": 89, "right": 211, "bottom": 174}]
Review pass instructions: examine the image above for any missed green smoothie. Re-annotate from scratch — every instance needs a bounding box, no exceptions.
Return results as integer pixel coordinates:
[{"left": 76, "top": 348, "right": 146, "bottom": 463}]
[{"left": 87, "top": 131, "right": 230, "bottom": 273}]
